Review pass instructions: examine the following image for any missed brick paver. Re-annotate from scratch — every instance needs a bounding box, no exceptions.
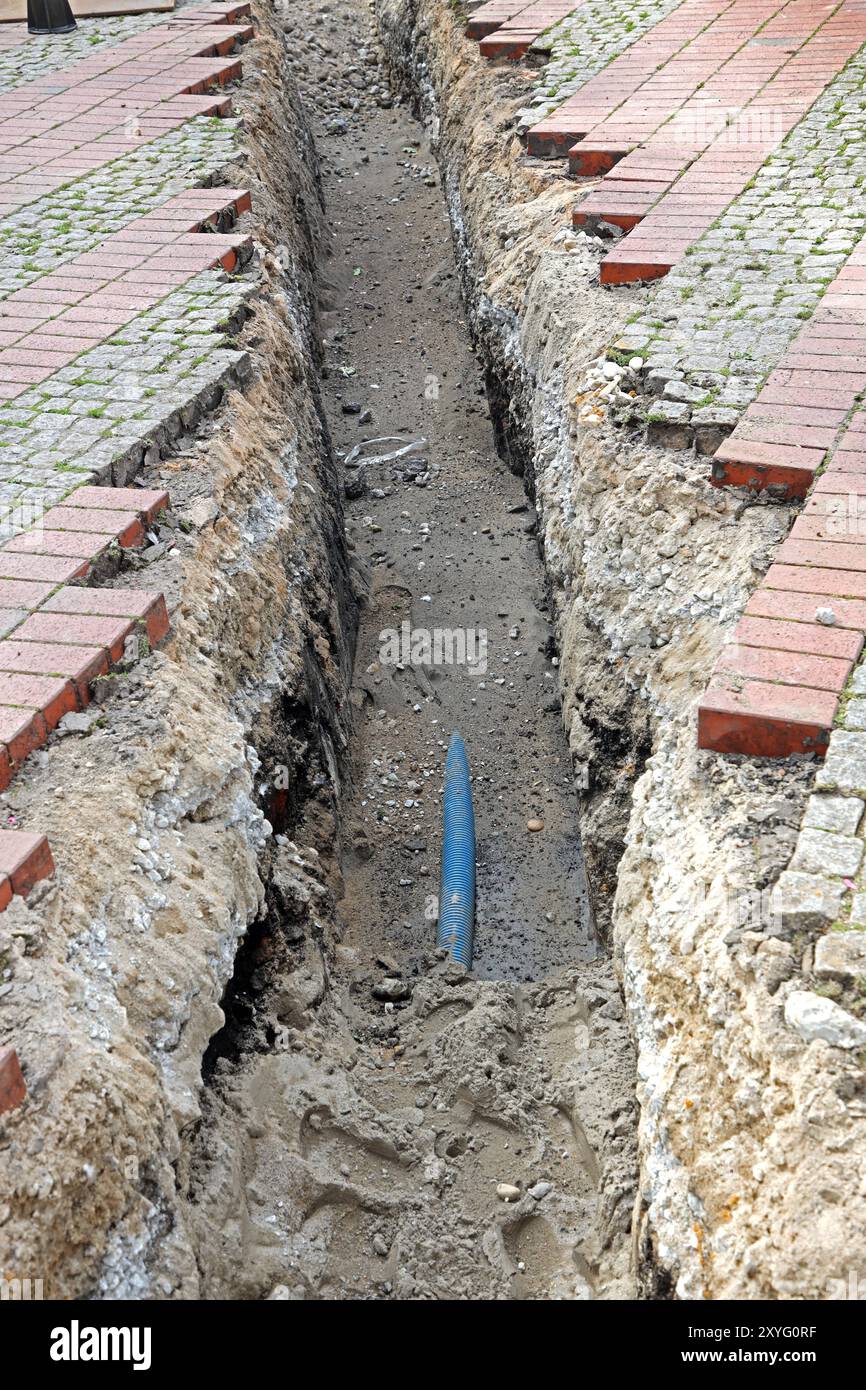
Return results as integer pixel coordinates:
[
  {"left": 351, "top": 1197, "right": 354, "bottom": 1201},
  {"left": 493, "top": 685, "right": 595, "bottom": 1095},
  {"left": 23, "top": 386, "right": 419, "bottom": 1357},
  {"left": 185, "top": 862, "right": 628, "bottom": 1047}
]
[
  {"left": 711, "top": 235, "right": 866, "bottom": 494},
  {"left": 0, "top": 9, "right": 251, "bottom": 218},
  {"left": 0, "top": 480, "right": 170, "bottom": 807},
  {"left": 477, "top": 0, "right": 581, "bottom": 57},
  {"left": 611, "top": 33, "right": 866, "bottom": 451},
  {"left": 0, "top": 5, "right": 254, "bottom": 914},
  {"left": 0, "top": 188, "right": 251, "bottom": 403},
  {"left": 0, "top": 6, "right": 248, "bottom": 96},
  {"left": 527, "top": 0, "right": 732, "bottom": 154},
  {"left": 600, "top": 2, "right": 866, "bottom": 283},
  {"left": 466, "top": 0, "right": 534, "bottom": 39},
  {"left": 698, "top": 257, "right": 866, "bottom": 757},
  {"left": 570, "top": 0, "right": 791, "bottom": 177},
  {"left": 518, "top": 0, "right": 685, "bottom": 140}
]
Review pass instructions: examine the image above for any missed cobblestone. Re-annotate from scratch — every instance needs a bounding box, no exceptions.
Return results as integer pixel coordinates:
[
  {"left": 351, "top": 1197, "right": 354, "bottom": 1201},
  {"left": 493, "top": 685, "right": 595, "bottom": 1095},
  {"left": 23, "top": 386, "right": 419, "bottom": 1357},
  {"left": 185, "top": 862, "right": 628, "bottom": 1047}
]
[
  {"left": 814, "top": 930, "right": 866, "bottom": 980},
  {"left": 518, "top": 0, "right": 683, "bottom": 137},
  {"left": 790, "top": 827, "right": 864, "bottom": 879},
  {"left": 0, "top": 117, "right": 239, "bottom": 299},
  {"left": 616, "top": 44, "right": 866, "bottom": 437}
]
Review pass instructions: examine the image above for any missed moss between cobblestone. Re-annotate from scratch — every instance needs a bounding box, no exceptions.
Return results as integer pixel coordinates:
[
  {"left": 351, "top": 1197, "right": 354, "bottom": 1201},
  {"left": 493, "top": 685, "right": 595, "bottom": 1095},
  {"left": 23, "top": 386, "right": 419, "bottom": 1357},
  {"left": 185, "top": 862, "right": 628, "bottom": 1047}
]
[
  {"left": 516, "top": 0, "right": 682, "bottom": 134},
  {"left": 615, "top": 42, "right": 866, "bottom": 438},
  {"left": 0, "top": 119, "right": 240, "bottom": 299}
]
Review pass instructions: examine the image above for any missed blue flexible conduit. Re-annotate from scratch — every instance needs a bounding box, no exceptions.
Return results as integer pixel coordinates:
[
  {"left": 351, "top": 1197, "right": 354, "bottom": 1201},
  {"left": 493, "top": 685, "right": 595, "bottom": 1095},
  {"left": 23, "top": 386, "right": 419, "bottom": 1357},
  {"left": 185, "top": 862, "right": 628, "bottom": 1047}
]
[{"left": 437, "top": 731, "right": 476, "bottom": 969}]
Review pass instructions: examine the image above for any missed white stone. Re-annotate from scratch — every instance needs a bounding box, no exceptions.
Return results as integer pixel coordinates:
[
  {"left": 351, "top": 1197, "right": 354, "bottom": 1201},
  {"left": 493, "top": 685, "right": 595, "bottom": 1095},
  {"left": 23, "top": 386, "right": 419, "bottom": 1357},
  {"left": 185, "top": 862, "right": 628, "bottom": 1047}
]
[{"left": 784, "top": 990, "right": 866, "bottom": 1049}]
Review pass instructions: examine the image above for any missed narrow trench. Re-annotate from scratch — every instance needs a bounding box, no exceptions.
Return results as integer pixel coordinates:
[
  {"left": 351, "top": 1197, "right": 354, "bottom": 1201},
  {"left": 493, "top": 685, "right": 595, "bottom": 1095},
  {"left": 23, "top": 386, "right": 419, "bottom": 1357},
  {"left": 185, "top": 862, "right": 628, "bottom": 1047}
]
[
  {"left": 325, "top": 106, "right": 600, "bottom": 986},
  {"left": 181, "top": 0, "right": 640, "bottom": 1301}
]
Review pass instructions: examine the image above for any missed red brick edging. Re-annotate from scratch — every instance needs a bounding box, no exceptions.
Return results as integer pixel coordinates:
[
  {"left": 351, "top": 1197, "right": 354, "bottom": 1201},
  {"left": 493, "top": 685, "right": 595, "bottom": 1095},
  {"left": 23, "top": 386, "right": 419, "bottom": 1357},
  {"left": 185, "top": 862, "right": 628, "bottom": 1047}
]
[
  {"left": 467, "top": 0, "right": 579, "bottom": 57},
  {"left": 698, "top": 234, "right": 866, "bottom": 757}
]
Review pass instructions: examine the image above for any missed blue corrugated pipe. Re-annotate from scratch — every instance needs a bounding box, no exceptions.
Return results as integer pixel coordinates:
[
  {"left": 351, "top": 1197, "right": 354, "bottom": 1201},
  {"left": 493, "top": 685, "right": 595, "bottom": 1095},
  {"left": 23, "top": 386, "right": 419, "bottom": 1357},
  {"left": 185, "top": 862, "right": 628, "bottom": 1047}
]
[{"left": 437, "top": 731, "right": 476, "bottom": 969}]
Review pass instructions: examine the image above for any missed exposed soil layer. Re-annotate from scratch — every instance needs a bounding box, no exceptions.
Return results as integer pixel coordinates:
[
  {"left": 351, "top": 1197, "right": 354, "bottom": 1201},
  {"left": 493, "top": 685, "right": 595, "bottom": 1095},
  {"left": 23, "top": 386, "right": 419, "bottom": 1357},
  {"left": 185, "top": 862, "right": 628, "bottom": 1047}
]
[{"left": 180, "top": 0, "right": 639, "bottom": 1300}]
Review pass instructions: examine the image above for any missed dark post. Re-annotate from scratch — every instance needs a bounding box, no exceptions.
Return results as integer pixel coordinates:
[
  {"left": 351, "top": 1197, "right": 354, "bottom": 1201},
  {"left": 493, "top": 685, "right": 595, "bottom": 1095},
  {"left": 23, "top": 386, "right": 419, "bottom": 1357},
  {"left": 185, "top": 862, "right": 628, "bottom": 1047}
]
[{"left": 27, "top": 0, "right": 77, "bottom": 33}]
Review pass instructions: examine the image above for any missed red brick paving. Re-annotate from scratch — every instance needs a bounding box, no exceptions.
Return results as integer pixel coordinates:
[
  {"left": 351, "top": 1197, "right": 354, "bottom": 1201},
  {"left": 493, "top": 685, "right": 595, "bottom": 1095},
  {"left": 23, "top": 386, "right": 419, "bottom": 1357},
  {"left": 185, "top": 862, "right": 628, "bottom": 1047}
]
[
  {"left": 698, "top": 235, "right": 866, "bottom": 756},
  {"left": 476, "top": 0, "right": 580, "bottom": 57},
  {"left": 0, "top": 7, "right": 216, "bottom": 910},
  {"left": 527, "top": 0, "right": 731, "bottom": 154},
  {"left": 712, "top": 236, "right": 866, "bottom": 497},
  {"left": 0, "top": 481, "right": 172, "bottom": 907},
  {"left": 0, "top": 188, "right": 251, "bottom": 402},
  {"left": 0, "top": 829, "right": 54, "bottom": 897},
  {"left": 571, "top": 0, "right": 790, "bottom": 175},
  {"left": 596, "top": 1, "right": 866, "bottom": 283},
  {"left": 0, "top": 7, "right": 252, "bottom": 219},
  {"left": 466, "top": 0, "right": 536, "bottom": 40}
]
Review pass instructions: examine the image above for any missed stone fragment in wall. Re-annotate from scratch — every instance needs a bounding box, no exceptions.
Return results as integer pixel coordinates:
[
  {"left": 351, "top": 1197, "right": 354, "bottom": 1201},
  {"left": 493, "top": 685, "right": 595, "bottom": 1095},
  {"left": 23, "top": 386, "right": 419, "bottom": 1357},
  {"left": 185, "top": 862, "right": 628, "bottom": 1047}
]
[
  {"left": 770, "top": 870, "right": 846, "bottom": 931},
  {"left": 784, "top": 990, "right": 866, "bottom": 1049},
  {"left": 814, "top": 931, "right": 866, "bottom": 983}
]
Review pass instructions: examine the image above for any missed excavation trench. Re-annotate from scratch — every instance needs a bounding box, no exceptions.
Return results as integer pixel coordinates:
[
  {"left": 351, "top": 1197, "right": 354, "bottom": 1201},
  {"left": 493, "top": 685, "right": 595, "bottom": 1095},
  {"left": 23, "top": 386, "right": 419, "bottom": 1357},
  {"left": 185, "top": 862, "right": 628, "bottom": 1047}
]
[{"left": 176, "top": 0, "right": 640, "bottom": 1301}]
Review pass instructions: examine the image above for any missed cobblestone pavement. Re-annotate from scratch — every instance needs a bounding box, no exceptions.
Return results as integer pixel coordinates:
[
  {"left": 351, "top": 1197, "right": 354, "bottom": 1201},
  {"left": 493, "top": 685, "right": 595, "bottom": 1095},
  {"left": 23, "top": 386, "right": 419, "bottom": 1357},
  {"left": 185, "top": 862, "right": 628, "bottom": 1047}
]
[
  {"left": 0, "top": 263, "right": 253, "bottom": 509},
  {"left": 489, "top": 1, "right": 866, "bottom": 1048},
  {"left": 0, "top": 2, "right": 255, "bottom": 904},
  {"left": 612, "top": 42, "right": 866, "bottom": 433},
  {"left": 0, "top": 10, "right": 181, "bottom": 94},
  {"left": 0, "top": 3, "right": 251, "bottom": 521},
  {"left": 517, "top": 0, "right": 683, "bottom": 137},
  {"left": 0, "top": 12, "right": 248, "bottom": 216},
  {"left": 0, "top": 117, "right": 239, "bottom": 298}
]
